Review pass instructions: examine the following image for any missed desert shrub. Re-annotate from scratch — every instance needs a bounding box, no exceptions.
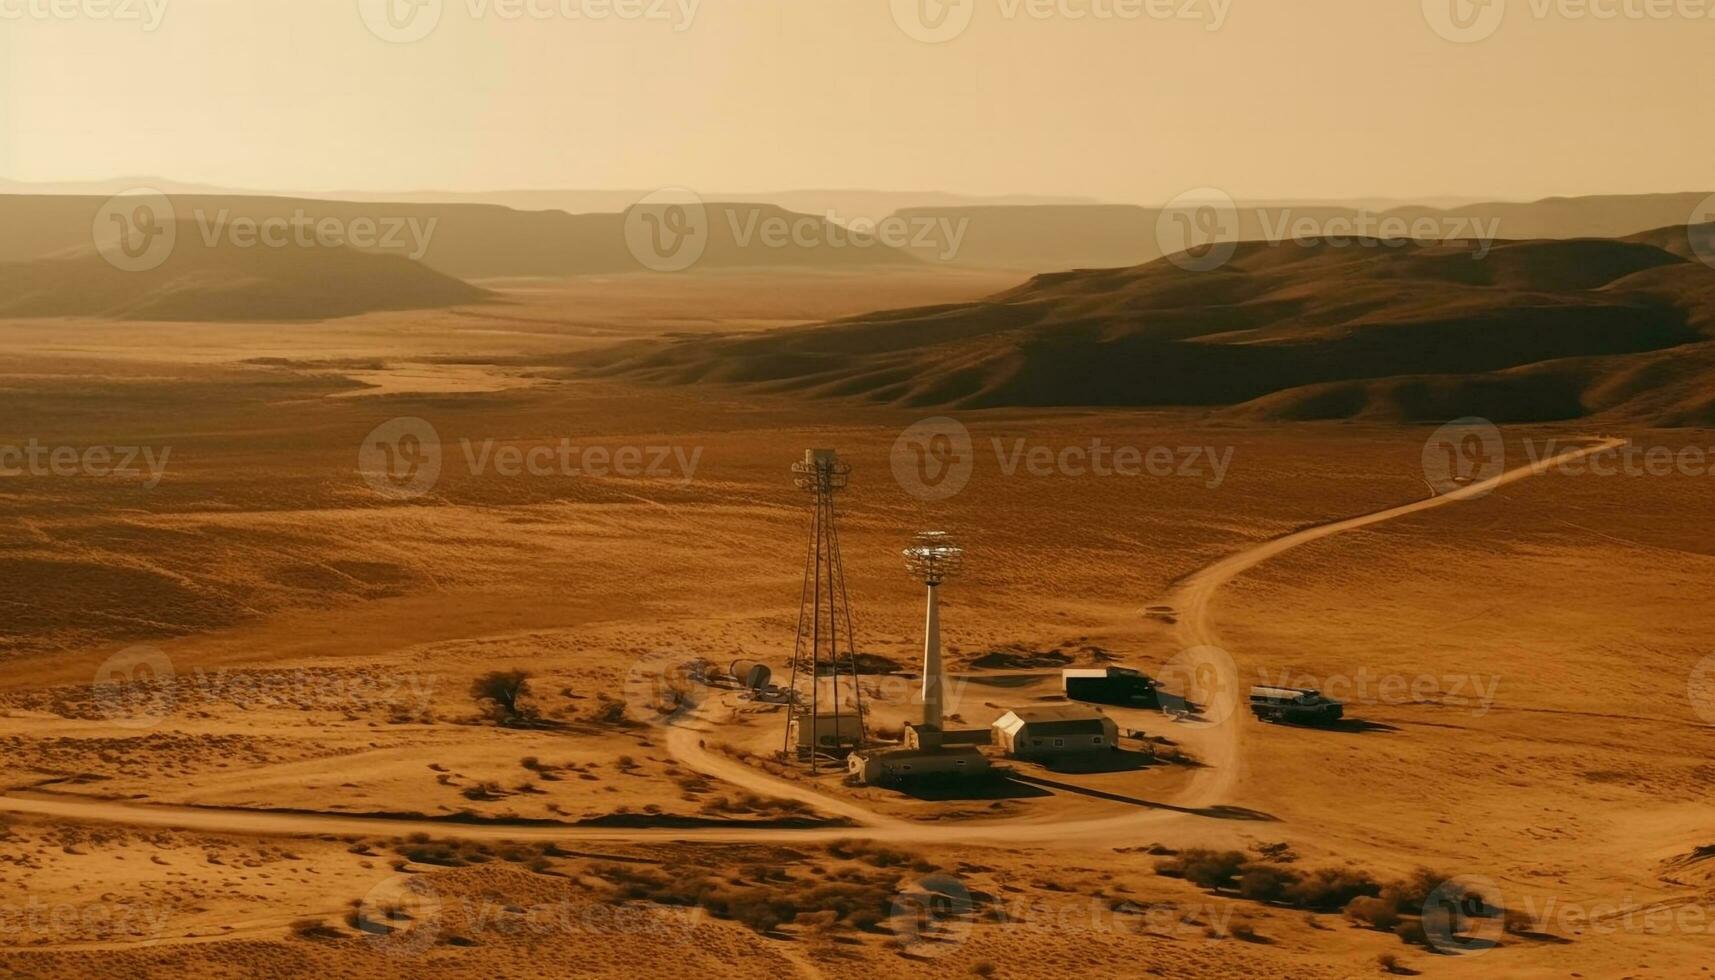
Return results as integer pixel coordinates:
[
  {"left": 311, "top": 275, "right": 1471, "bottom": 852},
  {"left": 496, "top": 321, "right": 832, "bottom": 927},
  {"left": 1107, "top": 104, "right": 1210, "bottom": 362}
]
[
  {"left": 1236, "top": 863, "right": 1297, "bottom": 904},
  {"left": 587, "top": 858, "right": 901, "bottom": 936},
  {"left": 1379, "top": 868, "right": 1444, "bottom": 910},
  {"left": 591, "top": 696, "right": 634, "bottom": 726},
  {"left": 826, "top": 839, "right": 935, "bottom": 872},
  {"left": 1344, "top": 896, "right": 1401, "bottom": 932},
  {"left": 797, "top": 881, "right": 897, "bottom": 928},
  {"left": 1168, "top": 854, "right": 1514, "bottom": 952},
  {"left": 1156, "top": 849, "right": 1249, "bottom": 891},
  {"left": 289, "top": 918, "right": 342, "bottom": 940},
  {"left": 1393, "top": 917, "right": 1429, "bottom": 947},
  {"left": 1285, "top": 867, "right": 1380, "bottom": 911},
  {"left": 720, "top": 890, "right": 797, "bottom": 933},
  {"left": 470, "top": 670, "right": 537, "bottom": 726},
  {"left": 397, "top": 842, "right": 466, "bottom": 867},
  {"left": 1339, "top": 869, "right": 1502, "bottom": 950}
]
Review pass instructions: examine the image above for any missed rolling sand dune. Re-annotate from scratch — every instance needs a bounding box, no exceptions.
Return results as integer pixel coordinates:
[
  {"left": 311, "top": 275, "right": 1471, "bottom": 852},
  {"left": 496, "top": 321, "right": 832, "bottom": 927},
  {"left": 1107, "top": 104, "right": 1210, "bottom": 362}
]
[{"left": 581, "top": 227, "right": 1715, "bottom": 424}]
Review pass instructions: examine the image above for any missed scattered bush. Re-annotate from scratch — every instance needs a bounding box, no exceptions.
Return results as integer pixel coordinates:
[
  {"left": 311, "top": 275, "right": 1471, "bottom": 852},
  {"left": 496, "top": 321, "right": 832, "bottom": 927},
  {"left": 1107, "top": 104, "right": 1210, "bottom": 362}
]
[
  {"left": 1503, "top": 908, "right": 1537, "bottom": 935},
  {"left": 588, "top": 859, "right": 900, "bottom": 935},
  {"left": 591, "top": 696, "right": 635, "bottom": 727},
  {"left": 470, "top": 670, "right": 538, "bottom": 726},
  {"left": 827, "top": 839, "right": 937, "bottom": 873},
  {"left": 1236, "top": 864, "right": 1297, "bottom": 904},
  {"left": 1154, "top": 849, "right": 1248, "bottom": 891},
  {"left": 1286, "top": 867, "right": 1380, "bottom": 912},
  {"left": 289, "top": 918, "right": 343, "bottom": 941},
  {"left": 1164, "top": 856, "right": 1509, "bottom": 952},
  {"left": 1345, "top": 896, "right": 1402, "bottom": 933}
]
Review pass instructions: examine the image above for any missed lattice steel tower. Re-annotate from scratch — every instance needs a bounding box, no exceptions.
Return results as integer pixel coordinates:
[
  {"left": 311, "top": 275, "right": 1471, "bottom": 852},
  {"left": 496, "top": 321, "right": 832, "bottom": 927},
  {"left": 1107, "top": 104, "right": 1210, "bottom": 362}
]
[{"left": 783, "top": 449, "right": 868, "bottom": 770}]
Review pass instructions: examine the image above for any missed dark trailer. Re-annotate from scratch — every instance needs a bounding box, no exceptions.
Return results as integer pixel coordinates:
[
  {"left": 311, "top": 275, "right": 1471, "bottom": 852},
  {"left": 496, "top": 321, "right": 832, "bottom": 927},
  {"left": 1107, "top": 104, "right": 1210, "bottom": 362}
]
[{"left": 1062, "top": 666, "right": 1158, "bottom": 706}]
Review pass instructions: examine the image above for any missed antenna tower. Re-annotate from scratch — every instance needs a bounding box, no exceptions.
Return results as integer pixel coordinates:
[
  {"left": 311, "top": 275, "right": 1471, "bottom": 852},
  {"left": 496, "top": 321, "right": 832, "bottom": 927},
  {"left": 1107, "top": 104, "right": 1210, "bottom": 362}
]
[{"left": 783, "top": 449, "right": 867, "bottom": 770}]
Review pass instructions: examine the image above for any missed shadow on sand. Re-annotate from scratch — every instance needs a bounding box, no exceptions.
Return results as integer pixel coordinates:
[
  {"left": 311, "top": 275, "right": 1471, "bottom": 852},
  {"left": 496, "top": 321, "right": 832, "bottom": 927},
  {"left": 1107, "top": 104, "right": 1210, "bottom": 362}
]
[
  {"left": 1038, "top": 749, "right": 1158, "bottom": 775},
  {"left": 894, "top": 773, "right": 1053, "bottom": 802},
  {"left": 1007, "top": 772, "right": 1279, "bottom": 821},
  {"left": 1297, "top": 719, "right": 1400, "bottom": 735}
]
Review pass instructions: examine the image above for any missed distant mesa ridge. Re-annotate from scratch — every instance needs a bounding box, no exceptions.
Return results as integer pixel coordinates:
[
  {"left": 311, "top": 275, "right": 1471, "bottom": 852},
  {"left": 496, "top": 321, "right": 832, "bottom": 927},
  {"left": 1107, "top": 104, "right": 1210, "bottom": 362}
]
[
  {"left": 578, "top": 225, "right": 1715, "bottom": 427},
  {"left": 2, "top": 189, "right": 1714, "bottom": 280},
  {"left": 0, "top": 222, "right": 490, "bottom": 322},
  {"left": 0, "top": 194, "right": 926, "bottom": 285}
]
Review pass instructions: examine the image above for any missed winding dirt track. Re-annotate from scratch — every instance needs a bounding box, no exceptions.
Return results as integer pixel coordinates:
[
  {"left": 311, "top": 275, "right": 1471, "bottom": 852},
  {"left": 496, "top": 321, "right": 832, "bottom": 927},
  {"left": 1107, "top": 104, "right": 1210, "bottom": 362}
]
[{"left": 0, "top": 438, "right": 1628, "bottom": 849}]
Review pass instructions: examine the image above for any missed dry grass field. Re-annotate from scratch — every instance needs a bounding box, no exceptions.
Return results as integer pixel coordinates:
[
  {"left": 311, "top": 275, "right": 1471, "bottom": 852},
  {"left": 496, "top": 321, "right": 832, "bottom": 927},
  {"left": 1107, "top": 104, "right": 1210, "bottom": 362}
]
[{"left": 1, "top": 271, "right": 1712, "bottom": 978}]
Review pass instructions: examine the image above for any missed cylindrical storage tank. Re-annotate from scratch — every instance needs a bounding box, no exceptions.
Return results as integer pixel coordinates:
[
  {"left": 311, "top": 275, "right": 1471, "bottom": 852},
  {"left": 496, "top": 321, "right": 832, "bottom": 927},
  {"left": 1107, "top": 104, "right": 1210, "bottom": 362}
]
[{"left": 729, "top": 659, "right": 772, "bottom": 691}]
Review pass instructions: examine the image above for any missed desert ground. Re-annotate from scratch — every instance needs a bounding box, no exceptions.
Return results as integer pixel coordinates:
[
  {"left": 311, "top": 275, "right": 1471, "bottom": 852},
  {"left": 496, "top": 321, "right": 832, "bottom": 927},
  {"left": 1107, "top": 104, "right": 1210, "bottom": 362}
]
[{"left": 1, "top": 269, "right": 1712, "bottom": 979}]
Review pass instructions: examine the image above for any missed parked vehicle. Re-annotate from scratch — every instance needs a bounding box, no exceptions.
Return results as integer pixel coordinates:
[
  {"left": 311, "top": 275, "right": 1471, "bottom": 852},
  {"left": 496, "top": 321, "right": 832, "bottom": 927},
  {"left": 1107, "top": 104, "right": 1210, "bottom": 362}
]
[{"left": 1249, "top": 685, "right": 1344, "bottom": 725}]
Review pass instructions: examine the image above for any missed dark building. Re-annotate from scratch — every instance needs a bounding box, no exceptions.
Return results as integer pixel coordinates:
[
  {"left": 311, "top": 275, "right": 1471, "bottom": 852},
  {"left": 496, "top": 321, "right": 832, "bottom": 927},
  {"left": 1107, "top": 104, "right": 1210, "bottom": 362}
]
[{"left": 1062, "top": 666, "right": 1158, "bottom": 706}]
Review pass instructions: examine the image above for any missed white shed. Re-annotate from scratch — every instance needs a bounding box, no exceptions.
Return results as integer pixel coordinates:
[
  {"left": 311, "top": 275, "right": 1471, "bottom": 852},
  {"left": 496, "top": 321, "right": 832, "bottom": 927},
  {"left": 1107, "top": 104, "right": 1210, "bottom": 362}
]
[{"left": 992, "top": 706, "right": 1118, "bottom": 759}]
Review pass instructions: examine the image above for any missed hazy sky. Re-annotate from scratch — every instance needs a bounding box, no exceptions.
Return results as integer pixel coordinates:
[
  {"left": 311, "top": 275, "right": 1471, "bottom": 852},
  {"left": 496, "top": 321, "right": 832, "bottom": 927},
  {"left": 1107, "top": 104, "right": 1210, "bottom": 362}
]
[{"left": 1, "top": 0, "right": 1709, "bottom": 202}]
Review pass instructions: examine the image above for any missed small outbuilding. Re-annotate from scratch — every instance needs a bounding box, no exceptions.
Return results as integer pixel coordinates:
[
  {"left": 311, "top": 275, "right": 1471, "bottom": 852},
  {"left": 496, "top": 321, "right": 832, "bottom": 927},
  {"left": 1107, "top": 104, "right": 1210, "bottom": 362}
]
[
  {"left": 847, "top": 745, "right": 989, "bottom": 786},
  {"left": 904, "top": 723, "right": 993, "bottom": 751},
  {"left": 791, "top": 713, "right": 865, "bottom": 759},
  {"left": 1063, "top": 666, "right": 1158, "bottom": 706},
  {"left": 992, "top": 706, "right": 1119, "bottom": 760}
]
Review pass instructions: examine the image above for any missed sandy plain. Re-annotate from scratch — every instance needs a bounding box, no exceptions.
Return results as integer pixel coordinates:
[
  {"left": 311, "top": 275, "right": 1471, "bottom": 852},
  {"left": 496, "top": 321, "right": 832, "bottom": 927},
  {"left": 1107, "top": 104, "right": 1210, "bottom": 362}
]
[{"left": 0, "top": 269, "right": 1712, "bottom": 978}]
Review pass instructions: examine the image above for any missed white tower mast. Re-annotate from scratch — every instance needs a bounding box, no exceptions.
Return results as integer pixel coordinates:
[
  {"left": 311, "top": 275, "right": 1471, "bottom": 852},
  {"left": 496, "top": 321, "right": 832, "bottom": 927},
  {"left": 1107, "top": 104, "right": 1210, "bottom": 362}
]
[{"left": 903, "top": 531, "right": 964, "bottom": 731}]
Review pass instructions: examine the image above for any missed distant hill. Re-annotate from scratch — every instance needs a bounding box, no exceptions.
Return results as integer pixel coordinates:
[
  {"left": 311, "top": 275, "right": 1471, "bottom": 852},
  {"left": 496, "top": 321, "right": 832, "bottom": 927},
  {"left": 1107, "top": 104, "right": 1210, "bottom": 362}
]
[
  {"left": 0, "top": 180, "right": 1096, "bottom": 223},
  {"left": 891, "top": 193, "right": 1715, "bottom": 272},
  {"left": 7, "top": 190, "right": 1712, "bottom": 281},
  {"left": 0, "top": 195, "right": 926, "bottom": 280},
  {"left": 0, "top": 226, "right": 489, "bottom": 321},
  {"left": 579, "top": 224, "right": 1715, "bottom": 426}
]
